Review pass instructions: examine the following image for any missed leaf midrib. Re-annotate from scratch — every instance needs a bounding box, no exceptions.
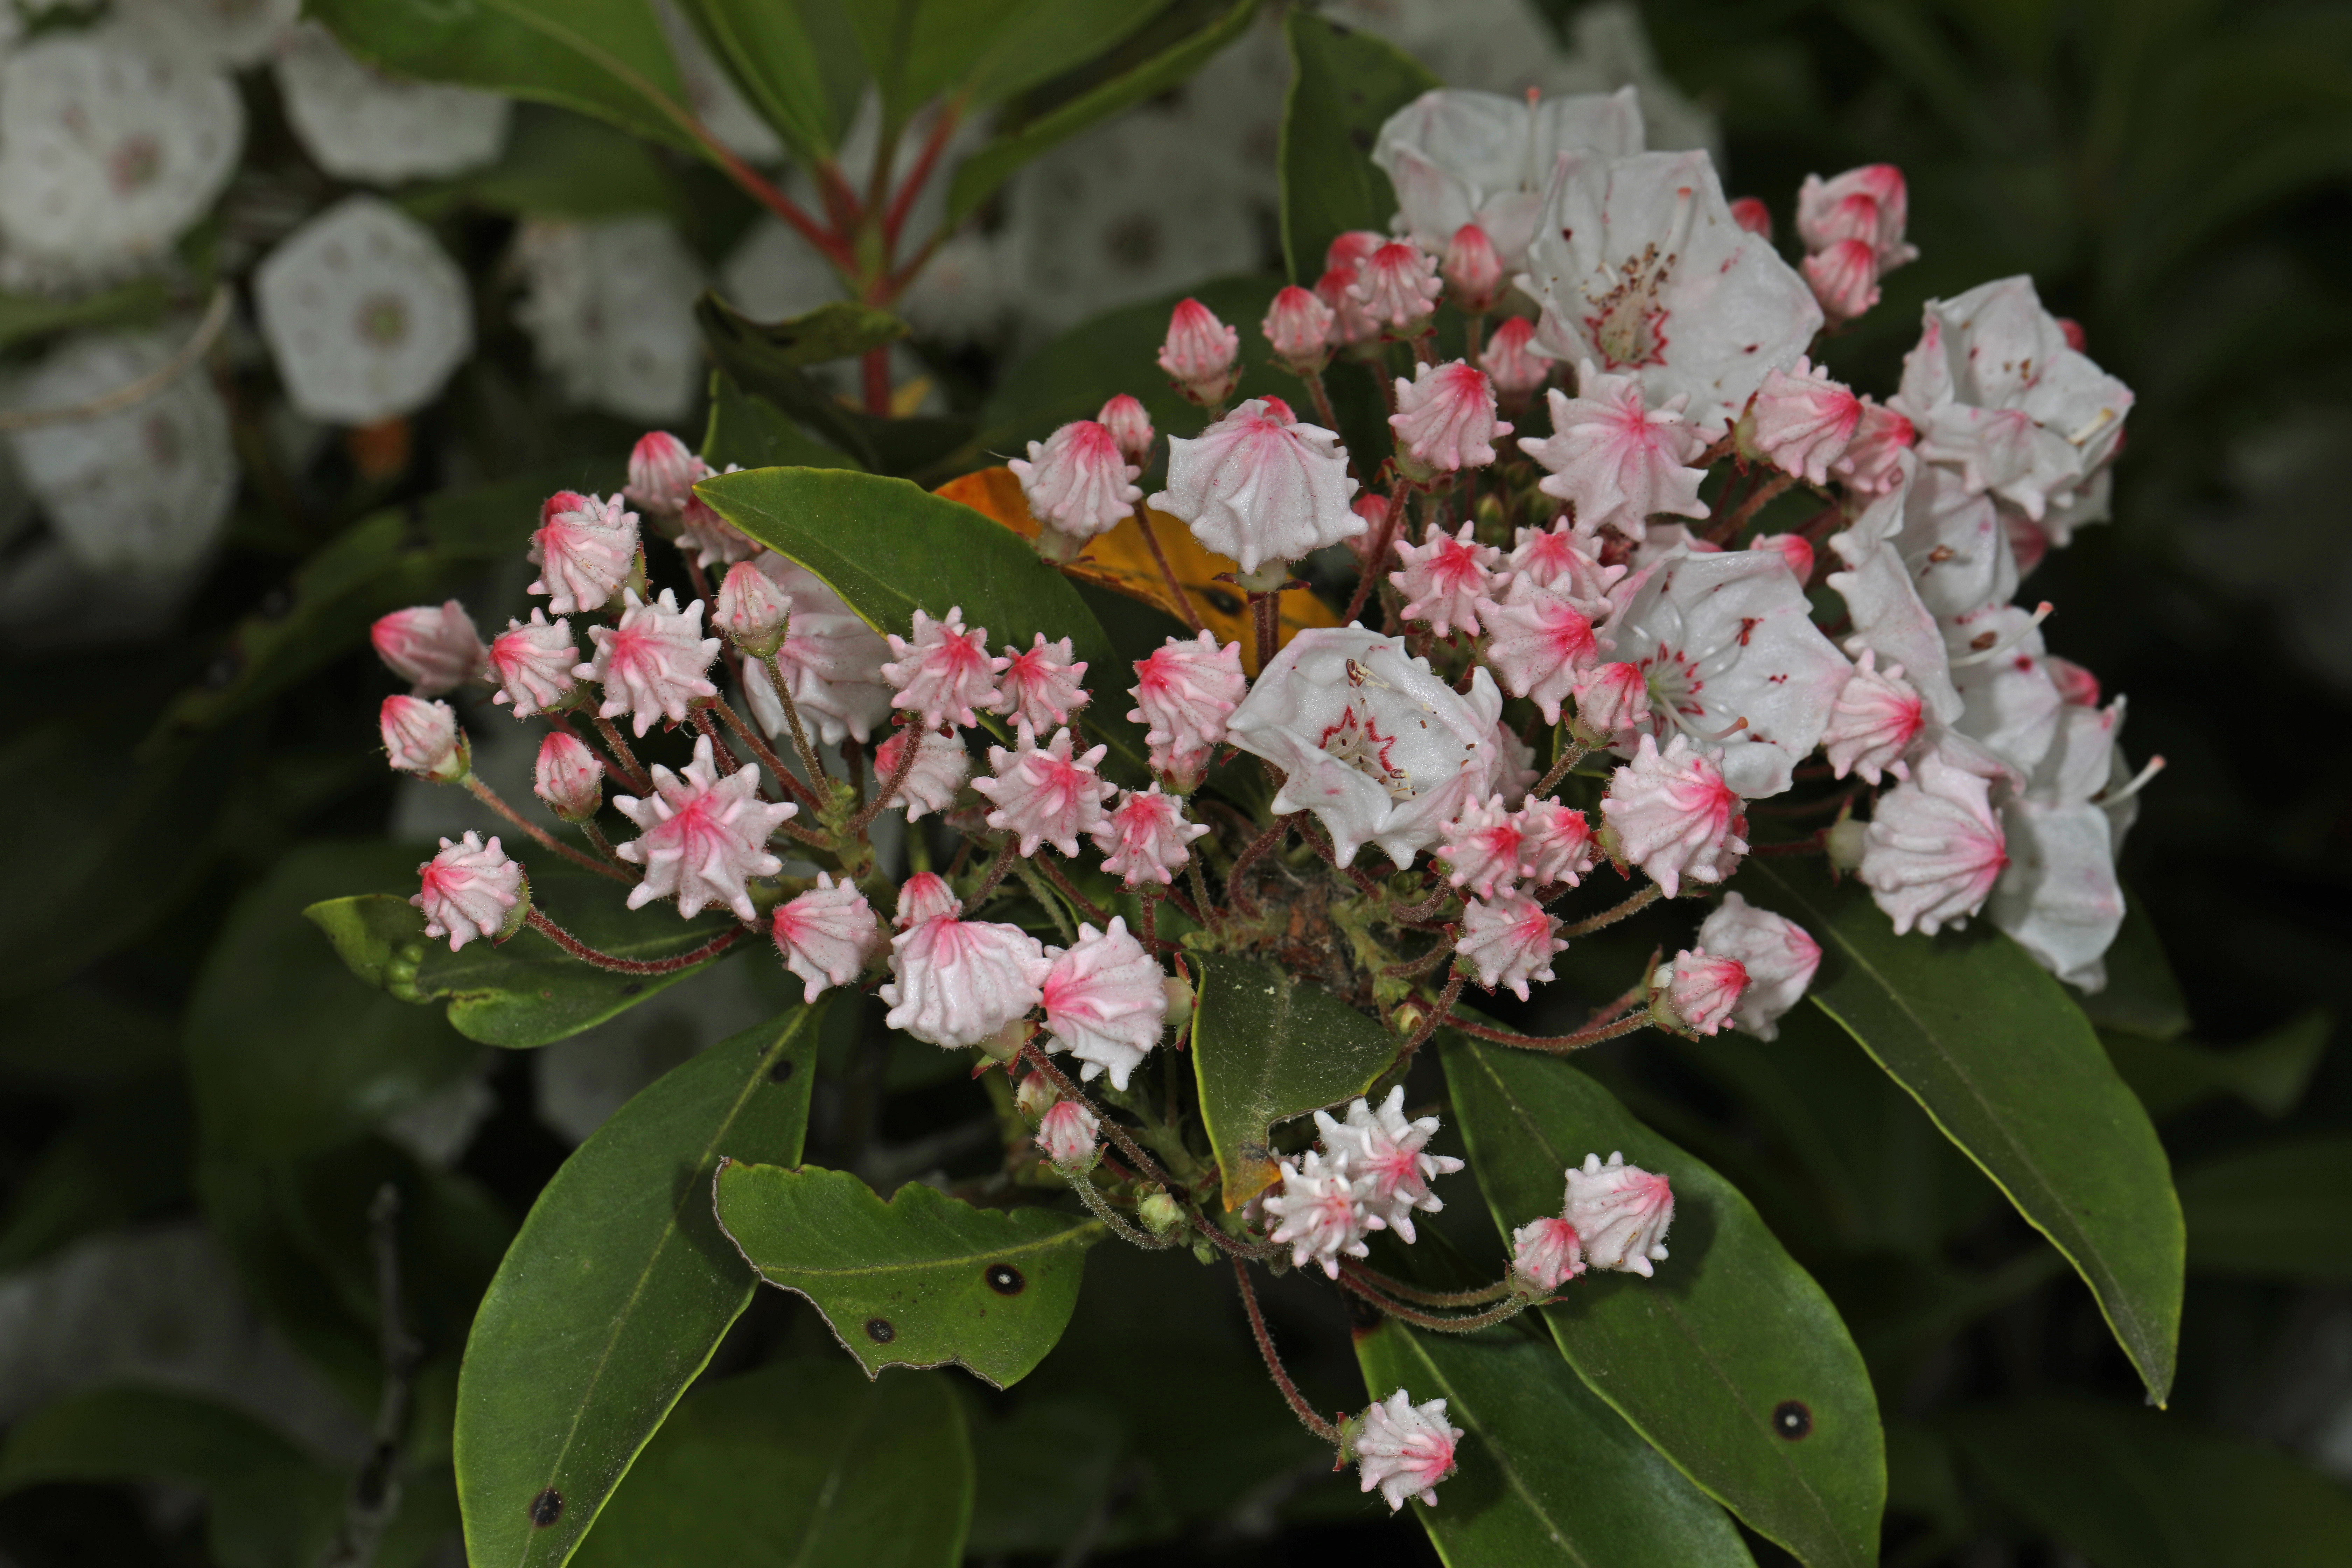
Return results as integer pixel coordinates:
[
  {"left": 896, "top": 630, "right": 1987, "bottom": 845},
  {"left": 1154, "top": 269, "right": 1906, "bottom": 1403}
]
[{"left": 749, "top": 1221, "right": 1102, "bottom": 1280}]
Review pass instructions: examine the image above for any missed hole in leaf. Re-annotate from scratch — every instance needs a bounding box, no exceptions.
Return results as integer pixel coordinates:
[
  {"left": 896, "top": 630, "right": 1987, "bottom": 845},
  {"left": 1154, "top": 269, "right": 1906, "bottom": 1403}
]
[
  {"left": 528, "top": 1488, "right": 564, "bottom": 1527},
  {"left": 984, "top": 1263, "right": 1025, "bottom": 1295},
  {"left": 864, "top": 1317, "right": 896, "bottom": 1344},
  {"left": 1772, "top": 1400, "right": 1812, "bottom": 1440}
]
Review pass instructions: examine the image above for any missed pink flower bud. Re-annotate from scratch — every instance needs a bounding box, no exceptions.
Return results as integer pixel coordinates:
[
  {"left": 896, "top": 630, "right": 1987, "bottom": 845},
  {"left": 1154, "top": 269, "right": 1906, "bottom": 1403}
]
[
  {"left": 530, "top": 491, "right": 641, "bottom": 616},
  {"left": 1597, "top": 733, "right": 1748, "bottom": 898},
  {"left": 1520, "top": 366, "right": 1710, "bottom": 541},
  {"left": 1148, "top": 399, "right": 1363, "bottom": 575},
  {"left": 1822, "top": 650, "right": 1923, "bottom": 784},
  {"left": 577, "top": 588, "right": 722, "bottom": 738},
  {"left": 1511, "top": 1215, "right": 1584, "bottom": 1291},
  {"left": 1752, "top": 532, "right": 1813, "bottom": 581},
  {"left": 1261, "top": 284, "right": 1335, "bottom": 373},
  {"left": 874, "top": 728, "right": 969, "bottom": 822},
  {"left": 1009, "top": 419, "right": 1140, "bottom": 547},
  {"left": 772, "top": 873, "right": 881, "bottom": 1003},
  {"left": 1480, "top": 315, "right": 1551, "bottom": 404},
  {"left": 1326, "top": 230, "right": 1385, "bottom": 275},
  {"left": 1695, "top": 891, "right": 1821, "bottom": 1040},
  {"left": 1802, "top": 239, "right": 1881, "bottom": 325},
  {"left": 1831, "top": 399, "right": 1916, "bottom": 495},
  {"left": 1455, "top": 889, "right": 1564, "bottom": 1001},
  {"left": 1088, "top": 784, "right": 1209, "bottom": 888},
  {"left": 715, "top": 559, "right": 791, "bottom": 658},
  {"left": 1480, "top": 580, "right": 1603, "bottom": 723},
  {"left": 380, "top": 694, "right": 465, "bottom": 780},
  {"left": 994, "top": 633, "right": 1090, "bottom": 735},
  {"left": 1796, "top": 164, "right": 1914, "bottom": 272},
  {"left": 1314, "top": 1086, "right": 1461, "bottom": 1243},
  {"left": 1265, "top": 1149, "right": 1372, "bottom": 1278},
  {"left": 1563, "top": 1151, "right": 1674, "bottom": 1276},
  {"left": 1349, "top": 1390, "right": 1461, "bottom": 1511},
  {"left": 1096, "top": 393, "right": 1154, "bottom": 469},
  {"left": 971, "top": 723, "right": 1116, "bottom": 859},
  {"left": 1653, "top": 947, "right": 1748, "bottom": 1037},
  {"left": 1568, "top": 660, "right": 1647, "bottom": 743},
  {"left": 1040, "top": 917, "right": 1167, "bottom": 1090},
  {"left": 1390, "top": 359, "right": 1512, "bottom": 473},
  {"left": 1749, "top": 357, "right": 1863, "bottom": 485},
  {"left": 1157, "top": 297, "right": 1241, "bottom": 407},
  {"left": 894, "top": 871, "right": 962, "bottom": 929},
  {"left": 612, "top": 736, "right": 795, "bottom": 922},
  {"left": 372, "top": 600, "right": 483, "bottom": 695},
  {"left": 624, "top": 429, "right": 706, "bottom": 519},
  {"left": 880, "top": 606, "right": 1006, "bottom": 731},
  {"left": 1390, "top": 517, "right": 1503, "bottom": 637},
  {"left": 1438, "top": 794, "right": 1530, "bottom": 900},
  {"left": 883, "top": 912, "right": 1052, "bottom": 1048},
  {"left": 533, "top": 731, "right": 603, "bottom": 822},
  {"left": 2056, "top": 317, "right": 2087, "bottom": 353},
  {"left": 489, "top": 609, "right": 581, "bottom": 717},
  {"left": 1315, "top": 264, "right": 1382, "bottom": 348},
  {"left": 1014, "top": 1070, "right": 1058, "bottom": 1120},
  {"left": 1128, "top": 630, "right": 1245, "bottom": 791},
  {"left": 1035, "top": 1099, "right": 1100, "bottom": 1168},
  {"left": 412, "top": 832, "right": 527, "bottom": 952},
  {"left": 1858, "top": 747, "right": 2007, "bottom": 936},
  {"left": 1349, "top": 241, "right": 1442, "bottom": 333},
  {"left": 1343, "top": 492, "right": 1393, "bottom": 566},
  {"left": 1516, "top": 799, "right": 1596, "bottom": 888},
  {"left": 1727, "top": 197, "right": 1773, "bottom": 239},
  {"left": 678, "top": 489, "right": 757, "bottom": 570},
  {"left": 1441, "top": 223, "right": 1504, "bottom": 314}
]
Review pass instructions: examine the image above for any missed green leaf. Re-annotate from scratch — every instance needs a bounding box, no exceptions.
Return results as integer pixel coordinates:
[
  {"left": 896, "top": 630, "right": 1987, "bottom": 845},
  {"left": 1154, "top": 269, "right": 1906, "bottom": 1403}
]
[
  {"left": 1942, "top": 1398, "right": 2352, "bottom": 1568},
  {"left": 701, "top": 371, "right": 862, "bottom": 472},
  {"left": 2077, "top": 887, "right": 2192, "bottom": 1040},
  {"left": 1278, "top": 10, "right": 1436, "bottom": 285},
  {"left": 713, "top": 297, "right": 911, "bottom": 368},
  {"left": 945, "top": 0, "right": 1254, "bottom": 224},
  {"left": 570, "top": 1358, "right": 972, "bottom": 1567},
  {"left": 411, "top": 105, "right": 687, "bottom": 222},
  {"left": 2176, "top": 1135, "right": 2352, "bottom": 1282},
  {"left": 668, "top": 0, "right": 851, "bottom": 163},
  {"left": 186, "top": 842, "right": 479, "bottom": 1163},
  {"left": 712, "top": 1162, "right": 1102, "bottom": 1387},
  {"left": 1445, "top": 1036, "right": 1886, "bottom": 1568},
  {"left": 2101, "top": 1009, "right": 2330, "bottom": 1121},
  {"left": 304, "top": 860, "right": 742, "bottom": 1050},
  {"left": 1355, "top": 1318, "right": 1757, "bottom": 1566},
  {"left": 694, "top": 464, "right": 1150, "bottom": 780},
  {"left": 1190, "top": 954, "right": 1399, "bottom": 1208},
  {"left": 309, "top": 0, "right": 697, "bottom": 155},
  {"left": 454, "top": 1006, "right": 824, "bottom": 1568},
  {"left": 1747, "top": 861, "right": 2186, "bottom": 1405},
  {"left": 850, "top": 0, "right": 1166, "bottom": 132}
]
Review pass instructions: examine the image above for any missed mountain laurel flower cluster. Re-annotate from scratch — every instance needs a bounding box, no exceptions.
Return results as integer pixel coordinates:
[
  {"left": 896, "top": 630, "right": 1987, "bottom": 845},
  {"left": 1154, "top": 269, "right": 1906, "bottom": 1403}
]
[{"left": 337, "top": 76, "right": 2154, "bottom": 1536}]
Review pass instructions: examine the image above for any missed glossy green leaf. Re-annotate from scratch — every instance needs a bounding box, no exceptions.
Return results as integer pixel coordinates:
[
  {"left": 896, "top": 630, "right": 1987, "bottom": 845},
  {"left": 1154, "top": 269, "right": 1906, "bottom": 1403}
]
[
  {"left": 455, "top": 1006, "right": 824, "bottom": 1568},
  {"left": 669, "top": 0, "right": 851, "bottom": 162},
  {"left": 2076, "top": 887, "right": 2192, "bottom": 1040},
  {"left": 712, "top": 297, "right": 910, "bottom": 368},
  {"left": 1747, "top": 861, "right": 2185, "bottom": 1405},
  {"left": 1278, "top": 10, "right": 1436, "bottom": 285},
  {"left": 186, "top": 843, "right": 479, "bottom": 1163},
  {"left": 694, "top": 464, "right": 1150, "bottom": 779},
  {"left": 413, "top": 105, "right": 686, "bottom": 222},
  {"left": 2102, "top": 1009, "right": 2330, "bottom": 1121},
  {"left": 571, "top": 1359, "right": 972, "bottom": 1567},
  {"left": 700, "top": 371, "right": 861, "bottom": 472},
  {"left": 945, "top": 0, "right": 1255, "bottom": 223},
  {"left": 1943, "top": 1398, "right": 2352, "bottom": 1568},
  {"left": 309, "top": 0, "right": 696, "bottom": 155},
  {"left": 2176, "top": 1135, "right": 2352, "bottom": 1281},
  {"left": 849, "top": 0, "right": 1165, "bottom": 130},
  {"left": 1446, "top": 1036, "right": 1886, "bottom": 1568},
  {"left": 305, "top": 860, "right": 742, "bottom": 1050},
  {"left": 713, "top": 1161, "right": 1101, "bottom": 1388},
  {"left": 1191, "top": 955, "right": 1400, "bottom": 1208},
  {"left": 1355, "top": 1318, "right": 1757, "bottom": 1567}
]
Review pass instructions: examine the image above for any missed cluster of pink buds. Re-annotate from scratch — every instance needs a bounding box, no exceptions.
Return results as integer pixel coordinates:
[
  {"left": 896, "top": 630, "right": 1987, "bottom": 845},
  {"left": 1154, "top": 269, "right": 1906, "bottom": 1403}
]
[{"left": 1263, "top": 1087, "right": 1466, "bottom": 1278}]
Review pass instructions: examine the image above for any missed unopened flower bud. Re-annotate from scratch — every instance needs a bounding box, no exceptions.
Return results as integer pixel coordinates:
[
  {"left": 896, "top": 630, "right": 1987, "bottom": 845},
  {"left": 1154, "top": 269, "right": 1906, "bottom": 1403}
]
[
  {"left": 1802, "top": 239, "right": 1881, "bottom": 325},
  {"left": 381, "top": 695, "right": 467, "bottom": 780},
  {"left": 1015, "top": 1070, "right": 1058, "bottom": 1121},
  {"left": 624, "top": 429, "right": 706, "bottom": 520},
  {"left": 2057, "top": 317, "right": 2087, "bottom": 353},
  {"left": 1097, "top": 393, "right": 1155, "bottom": 469},
  {"left": 1138, "top": 1191, "right": 1184, "bottom": 1236},
  {"left": 1562, "top": 1151, "right": 1673, "bottom": 1276},
  {"left": 714, "top": 560, "right": 790, "bottom": 658},
  {"left": 1650, "top": 947, "right": 1748, "bottom": 1037},
  {"left": 412, "top": 832, "right": 530, "bottom": 952},
  {"left": 1347, "top": 1390, "right": 1462, "bottom": 1512},
  {"left": 372, "top": 600, "right": 484, "bottom": 695},
  {"left": 1343, "top": 492, "right": 1393, "bottom": 565},
  {"left": 1479, "top": 315, "right": 1550, "bottom": 405},
  {"left": 533, "top": 731, "right": 604, "bottom": 821},
  {"left": 1350, "top": 241, "right": 1442, "bottom": 334},
  {"left": 1568, "top": 661, "right": 1646, "bottom": 745},
  {"left": 1035, "top": 1099, "right": 1100, "bottom": 1170},
  {"left": 1826, "top": 814, "right": 1868, "bottom": 873},
  {"left": 1752, "top": 532, "right": 1813, "bottom": 581},
  {"left": 1442, "top": 223, "right": 1504, "bottom": 314},
  {"left": 1728, "top": 197, "right": 1773, "bottom": 239},
  {"left": 980, "top": 1015, "right": 1032, "bottom": 1062},
  {"left": 894, "top": 870, "right": 963, "bottom": 929},
  {"left": 1261, "top": 284, "right": 1335, "bottom": 375},
  {"left": 1157, "top": 297, "right": 1241, "bottom": 407},
  {"left": 1511, "top": 1215, "right": 1585, "bottom": 1292}
]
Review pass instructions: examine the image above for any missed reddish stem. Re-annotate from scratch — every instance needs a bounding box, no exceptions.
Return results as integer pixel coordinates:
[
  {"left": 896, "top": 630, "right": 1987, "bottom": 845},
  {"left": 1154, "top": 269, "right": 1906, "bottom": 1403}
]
[
  {"left": 526, "top": 910, "right": 747, "bottom": 974},
  {"left": 883, "top": 104, "right": 964, "bottom": 251},
  {"left": 848, "top": 726, "right": 925, "bottom": 834},
  {"left": 1133, "top": 501, "right": 1207, "bottom": 634},
  {"left": 1035, "top": 854, "right": 1112, "bottom": 927},
  {"left": 1444, "top": 1007, "right": 1650, "bottom": 1055},
  {"left": 463, "top": 776, "right": 634, "bottom": 884},
  {"left": 1223, "top": 817, "right": 1294, "bottom": 919},
  {"left": 1558, "top": 883, "right": 1662, "bottom": 936},
  {"left": 969, "top": 838, "right": 1020, "bottom": 906},
  {"left": 861, "top": 345, "right": 892, "bottom": 417},
  {"left": 713, "top": 696, "right": 822, "bottom": 807},
  {"left": 1233, "top": 1260, "right": 1342, "bottom": 1444}
]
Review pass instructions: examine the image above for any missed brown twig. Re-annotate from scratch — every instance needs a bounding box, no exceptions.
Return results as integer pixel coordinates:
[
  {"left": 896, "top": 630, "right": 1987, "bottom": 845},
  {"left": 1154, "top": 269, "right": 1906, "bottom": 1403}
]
[
  {"left": 594, "top": 715, "right": 653, "bottom": 794},
  {"left": 526, "top": 910, "right": 747, "bottom": 974},
  {"left": 847, "top": 726, "right": 926, "bottom": 834},
  {"left": 712, "top": 695, "right": 822, "bottom": 807},
  {"left": 1036, "top": 854, "right": 1112, "bottom": 927},
  {"left": 757, "top": 656, "right": 830, "bottom": 789}
]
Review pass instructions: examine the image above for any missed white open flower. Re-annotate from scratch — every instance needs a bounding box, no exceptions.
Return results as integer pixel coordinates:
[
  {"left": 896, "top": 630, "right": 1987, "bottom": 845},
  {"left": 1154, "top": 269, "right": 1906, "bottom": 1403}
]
[
  {"left": 5, "top": 329, "right": 235, "bottom": 575},
  {"left": 1371, "top": 85, "right": 1645, "bottom": 270},
  {"left": 512, "top": 216, "right": 705, "bottom": 422},
  {"left": 255, "top": 195, "right": 474, "bottom": 424},
  {"left": 273, "top": 23, "right": 509, "bottom": 184},
  {"left": 0, "top": 33, "right": 242, "bottom": 273}
]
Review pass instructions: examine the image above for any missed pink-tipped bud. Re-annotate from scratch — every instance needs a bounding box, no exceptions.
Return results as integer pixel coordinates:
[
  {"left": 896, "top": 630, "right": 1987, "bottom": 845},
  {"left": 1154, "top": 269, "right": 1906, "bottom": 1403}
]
[
  {"left": 533, "top": 731, "right": 604, "bottom": 822},
  {"left": 1326, "top": 229, "right": 1386, "bottom": 276},
  {"left": 1014, "top": 1070, "right": 1058, "bottom": 1120},
  {"left": 1442, "top": 223, "right": 1504, "bottom": 314},
  {"left": 373, "top": 600, "right": 484, "bottom": 696},
  {"left": 380, "top": 695, "right": 466, "bottom": 781},
  {"left": 1261, "top": 284, "right": 1335, "bottom": 374},
  {"left": 1344, "top": 491, "right": 1393, "bottom": 566},
  {"left": 2057, "top": 317, "right": 2087, "bottom": 353},
  {"left": 1562, "top": 1151, "right": 1674, "bottom": 1276},
  {"left": 1350, "top": 241, "right": 1442, "bottom": 333},
  {"left": 1315, "top": 265, "right": 1382, "bottom": 349},
  {"left": 894, "top": 870, "right": 962, "bottom": 929},
  {"left": 1480, "top": 314, "right": 1551, "bottom": 404},
  {"left": 1348, "top": 1390, "right": 1462, "bottom": 1512},
  {"left": 1511, "top": 1215, "right": 1585, "bottom": 1292},
  {"left": 624, "top": 430, "right": 706, "bottom": 519},
  {"left": 1035, "top": 1099, "right": 1100, "bottom": 1169},
  {"left": 1097, "top": 393, "right": 1155, "bottom": 469},
  {"left": 2046, "top": 655, "right": 2100, "bottom": 708},
  {"left": 1802, "top": 239, "right": 1881, "bottom": 325},
  {"left": 1652, "top": 948, "right": 1748, "bottom": 1037},
  {"left": 1568, "top": 661, "right": 1647, "bottom": 744},
  {"left": 1157, "top": 298, "right": 1241, "bottom": 407},
  {"left": 1751, "top": 532, "right": 1813, "bottom": 581},
  {"left": 1728, "top": 197, "right": 1773, "bottom": 239},
  {"left": 413, "top": 832, "right": 528, "bottom": 953},
  {"left": 714, "top": 560, "right": 790, "bottom": 658}
]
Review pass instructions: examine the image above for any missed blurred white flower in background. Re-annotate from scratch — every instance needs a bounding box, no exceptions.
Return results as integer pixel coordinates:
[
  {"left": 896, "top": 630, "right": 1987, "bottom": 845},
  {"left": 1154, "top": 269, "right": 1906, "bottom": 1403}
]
[
  {"left": 272, "top": 22, "right": 511, "bottom": 184},
  {"left": 652, "top": 0, "right": 786, "bottom": 163},
  {"left": 255, "top": 194, "right": 474, "bottom": 424},
  {"left": 513, "top": 215, "right": 707, "bottom": 421},
  {"left": 117, "top": 0, "right": 300, "bottom": 69}
]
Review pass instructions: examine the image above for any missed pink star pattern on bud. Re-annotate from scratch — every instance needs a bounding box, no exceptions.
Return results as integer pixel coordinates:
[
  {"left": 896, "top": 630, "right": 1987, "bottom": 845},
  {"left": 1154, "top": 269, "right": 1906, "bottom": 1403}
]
[
  {"left": 1656, "top": 948, "right": 1748, "bottom": 1036},
  {"left": 1262, "top": 285, "right": 1335, "bottom": 372},
  {"left": 373, "top": 600, "right": 483, "bottom": 695},
  {"left": 1797, "top": 164, "right": 1916, "bottom": 273},
  {"left": 1571, "top": 660, "right": 1649, "bottom": 742},
  {"left": 1391, "top": 519, "right": 1504, "bottom": 637},
  {"left": 1521, "top": 369, "right": 1710, "bottom": 540},
  {"left": 1442, "top": 223, "right": 1504, "bottom": 314},
  {"left": 881, "top": 606, "right": 1007, "bottom": 730},
  {"left": 895, "top": 872, "right": 961, "bottom": 929},
  {"left": 1035, "top": 1099, "right": 1100, "bottom": 1168},
  {"left": 1508, "top": 521, "right": 1624, "bottom": 618},
  {"left": 1090, "top": 785, "right": 1209, "bottom": 887},
  {"left": 1351, "top": 1391, "right": 1462, "bottom": 1512},
  {"left": 1157, "top": 297, "right": 1240, "bottom": 406},
  {"left": 771, "top": 873, "right": 880, "bottom": 1003},
  {"left": 972, "top": 724, "right": 1116, "bottom": 858},
  {"left": 1728, "top": 197, "right": 1773, "bottom": 238},
  {"left": 1599, "top": 733, "right": 1749, "bottom": 898},
  {"left": 577, "top": 588, "right": 721, "bottom": 738},
  {"left": 381, "top": 694, "right": 463, "bottom": 778},
  {"left": 624, "top": 429, "right": 706, "bottom": 519},
  {"left": 1151, "top": 399, "right": 1363, "bottom": 575},
  {"left": 489, "top": 610, "right": 580, "bottom": 717},
  {"left": 1511, "top": 1216, "right": 1586, "bottom": 1291},
  {"left": 1480, "top": 578, "right": 1604, "bottom": 723},
  {"left": 1097, "top": 394, "right": 1155, "bottom": 468},
  {"left": 1456, "top": 889, "right": 1566, "bottom": 1001},
  {"left": 1695, "top": 892, "right": 1822, "bottom": 1040},
  {"left": 1041, "top": 918, "right": 1167, "bottom": 1090},
  {"left": 1824, "top": 651, "right": 1924, "bottom": 784},
  {"left": 1129, "top": 630, "right": 1246, "bottom": 790},
  {"left": 533, "top": 732, "right": 602, "bottom": 821},
  {"left": 1803, "top": 240, "right": 1881, "bottom": 325},
  {"left": 1010, "top": 419, "right": 1141, "bottom": 540},
  {"left": 530, "top": 491, "right": 640, "bottom": 615},
  {"left": 714, "top": 560, "right": 790, "bottom": 657},
  {"left": 1350, "top": 241, "right": 1443, "bottom": 332},
  {"left": 874, "top": 727, "right": 969, "bottom": 822},
  {"left": 1517, "top": 799, "right": 1597, "bottom": 887},
  {"left": 994, "top": 634, "right": 1091, "bottom": 735},
  {"left": 1480, "top": 315, "right": 1551, "bottom": 403},
  {"left": 1265, "top": 1150, "right": 1372, "bottom": 1279},
  {"left": 1390, "top": 360, "right": 1512, "bottom": 472},
  {"left": 882, "top": 912, "right": 1052, "bottom": 1049},
  {"left": 412, "top": 832, "right": 525, "bottom": 952},
  {"left": 1860, "top": 746, "right": 2009, "bottom": 935},
  {"left": 1834, "top": 399, "right": 1916, "bottom": 494},
  {"left": 1315, "top": 1087, "right": 1464, "bottom": 1243},
  {"left": 612, "top": 735, "right": 793, "bottom": 921},
  {"left": 1438, "top": 794, "right": 1531, "bottom": 899},
  {"left": 1750, "top": 358, "right": 1863, "bottom": 485},
  {"left": 1563, "top": 1152, "right": 1674, "bottom": 1276}
]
